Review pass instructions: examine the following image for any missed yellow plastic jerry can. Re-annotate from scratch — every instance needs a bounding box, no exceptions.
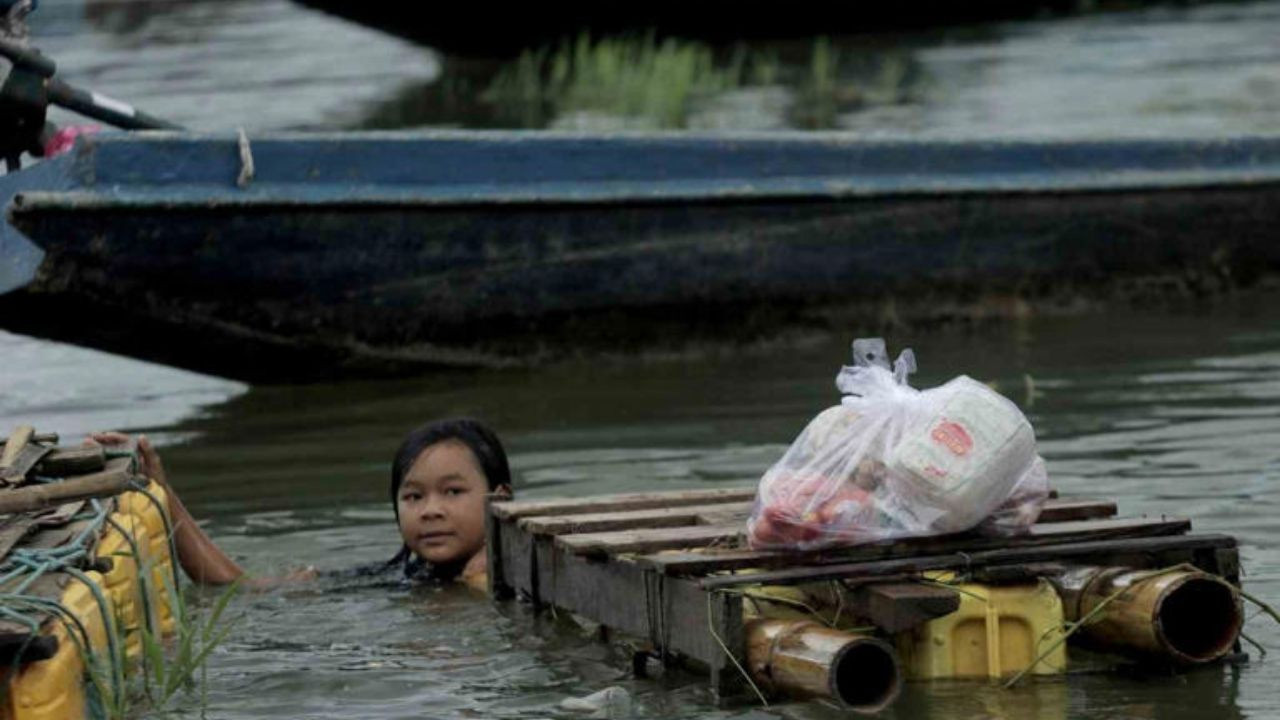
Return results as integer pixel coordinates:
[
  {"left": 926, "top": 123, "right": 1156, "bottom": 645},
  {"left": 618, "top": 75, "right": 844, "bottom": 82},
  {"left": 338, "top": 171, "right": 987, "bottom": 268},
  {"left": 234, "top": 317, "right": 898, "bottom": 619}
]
[{"left": 897, "top": 578, "right": 1067, "bottom": 679}]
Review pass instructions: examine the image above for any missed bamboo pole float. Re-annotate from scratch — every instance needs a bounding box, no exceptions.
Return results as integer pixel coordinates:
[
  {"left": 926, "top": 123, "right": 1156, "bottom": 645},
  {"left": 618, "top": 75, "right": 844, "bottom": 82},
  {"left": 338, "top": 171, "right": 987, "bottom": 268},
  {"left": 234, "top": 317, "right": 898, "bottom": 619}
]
[
  {"left": 744, "top": 619, "right": 901, "bottom": 714},
  {"left": 0, "top": 466, "right": 133, "bottom": 515},
  {"left": 1049, "top": 565, "right": 1243, "bottom": 664}
]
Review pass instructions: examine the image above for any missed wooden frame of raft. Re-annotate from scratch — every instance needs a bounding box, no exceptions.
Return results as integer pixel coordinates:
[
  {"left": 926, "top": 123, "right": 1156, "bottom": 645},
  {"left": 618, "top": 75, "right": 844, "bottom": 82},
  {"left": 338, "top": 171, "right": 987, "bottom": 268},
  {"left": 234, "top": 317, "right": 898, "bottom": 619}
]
[{"left": 485, "top": 487, "right": 1240, "bottom": 698}]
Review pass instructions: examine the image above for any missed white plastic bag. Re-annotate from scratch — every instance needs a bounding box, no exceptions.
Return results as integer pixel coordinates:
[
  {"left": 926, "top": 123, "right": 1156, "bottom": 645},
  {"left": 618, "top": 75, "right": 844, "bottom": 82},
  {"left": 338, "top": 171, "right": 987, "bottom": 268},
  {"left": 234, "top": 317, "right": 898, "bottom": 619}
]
[{"left": 747, "top": 338, "right": 1049, "bottom": 551}]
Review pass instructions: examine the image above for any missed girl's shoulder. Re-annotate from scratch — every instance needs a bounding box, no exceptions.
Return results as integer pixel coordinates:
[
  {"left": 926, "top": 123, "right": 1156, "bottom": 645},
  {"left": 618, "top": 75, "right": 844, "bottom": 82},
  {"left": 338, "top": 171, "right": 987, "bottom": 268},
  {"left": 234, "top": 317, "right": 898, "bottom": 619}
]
[{"left": 322, "top": 552, "right": 464, "bottom": 588}]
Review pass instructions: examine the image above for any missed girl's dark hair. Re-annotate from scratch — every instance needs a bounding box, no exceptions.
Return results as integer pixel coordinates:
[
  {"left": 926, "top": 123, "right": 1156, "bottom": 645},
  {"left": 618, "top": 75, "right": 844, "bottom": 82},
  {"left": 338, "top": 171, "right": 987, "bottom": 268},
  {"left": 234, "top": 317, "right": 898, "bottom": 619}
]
[
  {"left": 390, "top": 417, "right": 511, "bottom": 510},
  {"left": 385, "top": 417, "right": 512, "bottom": 581}
]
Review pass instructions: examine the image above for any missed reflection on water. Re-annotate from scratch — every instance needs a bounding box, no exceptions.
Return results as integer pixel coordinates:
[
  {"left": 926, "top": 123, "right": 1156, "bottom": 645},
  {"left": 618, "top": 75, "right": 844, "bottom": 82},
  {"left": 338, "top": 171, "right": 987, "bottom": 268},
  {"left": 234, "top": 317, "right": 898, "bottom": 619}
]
[
  {"left": 355, "top": 2, "right": 1280, "bottom": 135},
  {"left": 0, "top": 330, "right": 244, "bottom": 441},
  {"left": 24, "top": 0, "right": 1280, "bottom": 135},
  {"left": 29, "top": 0, "right": 440, "bottom": 131},
  {"left": 6, "top": 1, "right": 1280, "bottom": 718},
  {"left": 81, "top": 0, "right": 233, "bottom": 39}
]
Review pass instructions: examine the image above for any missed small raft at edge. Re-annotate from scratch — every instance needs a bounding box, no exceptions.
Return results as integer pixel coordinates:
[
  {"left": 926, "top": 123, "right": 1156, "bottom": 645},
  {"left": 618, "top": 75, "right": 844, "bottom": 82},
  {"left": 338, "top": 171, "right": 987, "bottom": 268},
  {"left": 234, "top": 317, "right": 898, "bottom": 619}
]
[
  {"left": 0, "top": 427, "right": 177, "bottom": 720},
  {"left": 485, "top": 486, "right": 1245, "bottom": 713}
]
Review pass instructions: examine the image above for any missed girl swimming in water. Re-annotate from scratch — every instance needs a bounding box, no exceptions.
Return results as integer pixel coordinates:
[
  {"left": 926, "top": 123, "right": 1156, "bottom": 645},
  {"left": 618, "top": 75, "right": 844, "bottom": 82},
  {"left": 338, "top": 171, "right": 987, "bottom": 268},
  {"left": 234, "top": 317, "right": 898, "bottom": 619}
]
[{"left": 91, "top": 417, "right": 513, "bottom": 590}]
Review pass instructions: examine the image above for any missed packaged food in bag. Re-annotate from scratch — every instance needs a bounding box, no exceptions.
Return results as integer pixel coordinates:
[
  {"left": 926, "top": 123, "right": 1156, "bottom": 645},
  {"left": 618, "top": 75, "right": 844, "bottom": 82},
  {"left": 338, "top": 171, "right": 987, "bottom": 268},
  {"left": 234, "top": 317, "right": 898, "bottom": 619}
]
[{"left": 747, "top": 338, "right": 1050, "bottom": 551}]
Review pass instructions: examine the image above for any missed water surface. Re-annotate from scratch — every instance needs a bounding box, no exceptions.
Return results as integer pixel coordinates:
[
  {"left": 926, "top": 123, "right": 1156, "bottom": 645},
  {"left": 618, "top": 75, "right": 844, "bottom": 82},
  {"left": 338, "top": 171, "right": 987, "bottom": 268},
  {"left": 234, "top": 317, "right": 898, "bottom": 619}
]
[
  {"left": 14, "top": 299, "right": 1268, "bottom": 720},
  {"left": 3, "top": 1, "right": 1279, "bottom": 717}
]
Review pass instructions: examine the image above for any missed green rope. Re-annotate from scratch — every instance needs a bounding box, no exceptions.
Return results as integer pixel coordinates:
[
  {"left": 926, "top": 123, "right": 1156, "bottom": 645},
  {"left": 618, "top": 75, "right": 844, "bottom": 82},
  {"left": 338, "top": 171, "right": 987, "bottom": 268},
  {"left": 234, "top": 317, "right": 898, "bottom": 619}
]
[
  {"left": 104, "top": 515, "right": 156, "bottom": 638},
  {"left": 63, "top": 565, "right": 125, "bottom": 703},
  {"left": 125, "top": 480, "right": 183, "bottom": 605},
  {"left": 0, "top": 493, "right": 129, "bottom": 703}
]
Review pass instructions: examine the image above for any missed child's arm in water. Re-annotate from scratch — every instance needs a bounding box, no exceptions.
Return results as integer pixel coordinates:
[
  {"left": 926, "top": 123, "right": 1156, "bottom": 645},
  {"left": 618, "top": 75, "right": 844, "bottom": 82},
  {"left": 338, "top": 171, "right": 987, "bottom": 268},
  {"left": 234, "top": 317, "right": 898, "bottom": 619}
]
[{"left": 89, "top": 432, "right": 313, "bottom": 588}]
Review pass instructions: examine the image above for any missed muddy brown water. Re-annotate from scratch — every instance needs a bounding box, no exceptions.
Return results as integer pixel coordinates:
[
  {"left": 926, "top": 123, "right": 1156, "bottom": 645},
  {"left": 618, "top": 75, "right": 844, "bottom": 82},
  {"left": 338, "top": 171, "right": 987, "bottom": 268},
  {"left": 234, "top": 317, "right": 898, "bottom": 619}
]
[
  {"left": 4, "top": 300, "right": 1279, "bottom": 719},
  {"left": 3, "top": 0, "right": 1280, "bottom": 717}
]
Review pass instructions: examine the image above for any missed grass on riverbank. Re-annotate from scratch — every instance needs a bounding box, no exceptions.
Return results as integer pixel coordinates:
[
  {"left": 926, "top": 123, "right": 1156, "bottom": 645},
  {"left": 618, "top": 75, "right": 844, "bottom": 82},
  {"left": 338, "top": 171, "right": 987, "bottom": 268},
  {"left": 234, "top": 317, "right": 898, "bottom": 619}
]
[{"left": 484, "top": 33, "right": 895, "bottom": 129}]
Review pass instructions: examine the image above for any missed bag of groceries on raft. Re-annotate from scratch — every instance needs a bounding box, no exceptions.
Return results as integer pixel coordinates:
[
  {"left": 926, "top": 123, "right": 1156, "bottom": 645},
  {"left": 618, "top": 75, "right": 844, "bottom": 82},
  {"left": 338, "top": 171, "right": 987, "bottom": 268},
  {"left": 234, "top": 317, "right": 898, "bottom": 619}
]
[{"left": 747, "top": 338, "right": 1050, "bottom": 551}]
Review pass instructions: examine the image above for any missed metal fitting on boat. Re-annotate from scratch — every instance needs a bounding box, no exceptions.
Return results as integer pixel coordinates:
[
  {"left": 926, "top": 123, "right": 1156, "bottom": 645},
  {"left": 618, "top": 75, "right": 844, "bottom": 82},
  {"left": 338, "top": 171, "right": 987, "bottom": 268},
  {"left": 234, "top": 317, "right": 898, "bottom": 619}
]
[
  {"left": 744, "top": 618, "right": 902, "bottom": 714},
  {"left": 1048, "top": 565, "right": 1242, "bottom": 665}
]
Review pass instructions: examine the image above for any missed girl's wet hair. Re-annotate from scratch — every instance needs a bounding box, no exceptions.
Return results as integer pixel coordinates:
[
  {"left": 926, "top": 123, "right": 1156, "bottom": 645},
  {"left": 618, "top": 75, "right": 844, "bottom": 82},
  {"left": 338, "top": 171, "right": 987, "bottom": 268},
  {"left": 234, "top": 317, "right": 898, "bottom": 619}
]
[
  {"left": 385, "top": 417, "right": 511, "bottom": 581},
  {"left": 389, "top": 417, "right": 512, "bottom": 516}
]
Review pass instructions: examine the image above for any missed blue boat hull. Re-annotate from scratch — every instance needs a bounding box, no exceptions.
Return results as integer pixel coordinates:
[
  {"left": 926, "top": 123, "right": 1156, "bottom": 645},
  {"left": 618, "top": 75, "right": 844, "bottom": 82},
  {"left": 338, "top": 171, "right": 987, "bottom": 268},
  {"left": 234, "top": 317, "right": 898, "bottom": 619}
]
[{"left": 2, "top": 132, "right": 1279, "bottom": 381}]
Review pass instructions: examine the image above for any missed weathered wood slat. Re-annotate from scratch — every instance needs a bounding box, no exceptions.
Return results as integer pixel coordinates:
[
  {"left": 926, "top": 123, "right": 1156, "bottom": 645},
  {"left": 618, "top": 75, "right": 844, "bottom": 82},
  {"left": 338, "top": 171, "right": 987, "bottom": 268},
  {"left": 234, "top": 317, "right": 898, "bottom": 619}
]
[
  {"left": 0, "top": 431, "right": 56, "bottom": 448},
  {"left": 636, "top": 516, "right": 1193, "bottom": 575},
  {"left": 1, "top": 440, "right": 52, "bottom": 486},
  {"left": 0, "top": 515, "right": 39, "bottom": 558},
  {"left": 526, "top": 497, "right": 1115, "bottom": 539},
  {"left": 0, "top": 425, "right": 34, "bottom": 469},
  {"left": 14, "top": 511, "right": 103, "bottom": 553},
  {"left": 35, "top": 446, "right": 107, "bottom": 477},
  {"left": 0, "top": 459, "right": 132, "bottom": 516},
  {"left": 1037, "top": 498, "right": 1117, "bottom": 523},
  {"left": 521, "top": 501, "right": 756, "bottom": 536},
  {"left": 557, "top": 524, "right": 746, "bottom": 557},
  {"left": 847, "top": 582, "right": 961, "bottom": 633},
  {"left": 0, "top": 572, "right": 72, "bottom": 660},
  {"left": 529, "top": 496, "right": 1116, "bottom": 541},
  {"left": 693, "top": 533, "right": 1234, "bottom": 590},
  {"left": 532, "top": 536, "right": 745, "bottom": 684},
  {"left": 492, "top": 487, "right": 757, "bottom": 521}
]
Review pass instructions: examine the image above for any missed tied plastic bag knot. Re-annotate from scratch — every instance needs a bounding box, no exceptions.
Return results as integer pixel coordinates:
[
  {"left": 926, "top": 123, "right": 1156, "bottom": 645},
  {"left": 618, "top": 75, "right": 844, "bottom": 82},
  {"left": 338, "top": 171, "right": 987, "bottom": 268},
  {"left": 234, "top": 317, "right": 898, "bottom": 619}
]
[
  {"left": 836, "top": 338, "right": 918, "bottom": 402},
  {"left": 748, "top": 338, "right": 1049, "bottom": 551}
]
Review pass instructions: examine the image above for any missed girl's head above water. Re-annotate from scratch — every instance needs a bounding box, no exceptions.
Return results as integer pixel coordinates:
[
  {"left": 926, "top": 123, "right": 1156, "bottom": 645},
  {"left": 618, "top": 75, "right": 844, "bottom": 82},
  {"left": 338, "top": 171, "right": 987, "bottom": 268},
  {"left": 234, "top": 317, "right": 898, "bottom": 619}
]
[{"left": 389, "top": 418, "right": 512, "bottom": 578}]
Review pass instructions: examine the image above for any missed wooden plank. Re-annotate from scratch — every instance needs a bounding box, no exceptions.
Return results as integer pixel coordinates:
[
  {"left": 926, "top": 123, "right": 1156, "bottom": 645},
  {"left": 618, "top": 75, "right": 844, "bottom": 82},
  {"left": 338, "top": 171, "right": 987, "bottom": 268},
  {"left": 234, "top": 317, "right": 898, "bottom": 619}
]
[
  {"left": 492, "top": 487, "right": 757, "bottom": 521},
  {"left": 0, "top": 425, "right": 34, "bottom": 469},
  {"left": 527, "top": 497, "right": 1111, "bottom": 535},
  {"left": 847, "top": 582, "right": 961, "bottom": 633},
  {"left": 484, "top": 495, "right": 511, "bottom": 599},
  {"left": 0, "top": 515, "right": 39, "bottom": 558},
  {"left": 521, "top": 501, "right": 755, "bottom": 536},
  {"left": 492, "top": 520, "right": 750, "bottom": 675},
  {"left": 35, "top": 446, "right": 107, "bottom": 477},
  {"left": 0, "top": 459, "right": 132, "bottom": 515},
  {"left": 0, "top": 431, "right": 56, "bottom": 448},
  {"left": 566, "top": 515, "right": 1187, "bottom": 561},
  {"left": 703, "top": 583, "right": 746, "bottom": 699},
  {"left": 1037, "top": 498, "right": 1116, "bottom": 523},
  {"left": 500, "top": 489, "right": 1104, "bottom": 527},
  {"left": 525, "top": 497, "right": 1111, "bottom": 538},
  {"left": 522, "top": 497, "right": 1107, "bottom": 539},
  {"left": 557, "top": 523, "right": 745, "bottom": 558},
  {"left": 694, "top": 534, "right": 1236, "bottom": 590},
  {"left": 17, "top": 515, "right": 100, "bottom": 552},
  {"left": 35, "top": 501, "right": 87, "bottom": 528},
  {"left": 537, "top": 541, "right": 743, "bottom": 674},
  {"left": 640, "top": 516, "right": 1193, "bottom": 576},
  {"left": 1, "top": 442, "right": 54, "bottom": 486},
  {"left": 0, "top": 572, "right": 71, "bottom": 658},
  {"left": 1212, "top": 547, "right": 1242, "bottom": 585}
]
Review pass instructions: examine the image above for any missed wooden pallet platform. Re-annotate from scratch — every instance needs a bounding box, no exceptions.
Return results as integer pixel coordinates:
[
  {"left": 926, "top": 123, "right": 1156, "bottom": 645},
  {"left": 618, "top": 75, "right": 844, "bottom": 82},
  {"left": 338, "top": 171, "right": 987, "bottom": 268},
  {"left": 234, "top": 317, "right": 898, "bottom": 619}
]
[{"left": 485, "top": 485, "right": 1239, "bottom": 697}]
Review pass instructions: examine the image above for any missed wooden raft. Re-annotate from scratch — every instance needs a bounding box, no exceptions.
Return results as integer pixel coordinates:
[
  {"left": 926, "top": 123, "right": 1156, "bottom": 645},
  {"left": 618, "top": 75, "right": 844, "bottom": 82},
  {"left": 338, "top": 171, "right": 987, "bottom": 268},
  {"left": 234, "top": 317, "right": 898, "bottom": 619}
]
[{"left": 485, "top": 486, "right": 1239, "bottom": 696}]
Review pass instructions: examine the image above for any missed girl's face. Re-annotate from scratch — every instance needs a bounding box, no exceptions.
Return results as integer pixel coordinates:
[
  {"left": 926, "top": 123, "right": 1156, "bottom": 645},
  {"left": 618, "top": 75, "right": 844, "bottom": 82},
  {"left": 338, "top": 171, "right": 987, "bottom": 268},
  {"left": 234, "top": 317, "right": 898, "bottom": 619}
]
[{"left": 396, "top": 440, "right": 490, "bottom": 566}]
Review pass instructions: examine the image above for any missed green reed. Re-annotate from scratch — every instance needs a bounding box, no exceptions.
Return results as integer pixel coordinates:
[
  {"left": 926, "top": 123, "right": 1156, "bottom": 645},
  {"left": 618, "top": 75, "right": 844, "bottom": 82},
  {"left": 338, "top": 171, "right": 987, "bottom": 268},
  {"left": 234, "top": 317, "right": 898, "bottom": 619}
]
[
  {"left": 83, "top": 550, "right": 240, "bottom": 719},
  {"left": 484, "top": 33, "right": 861, "bottom": 129}
]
